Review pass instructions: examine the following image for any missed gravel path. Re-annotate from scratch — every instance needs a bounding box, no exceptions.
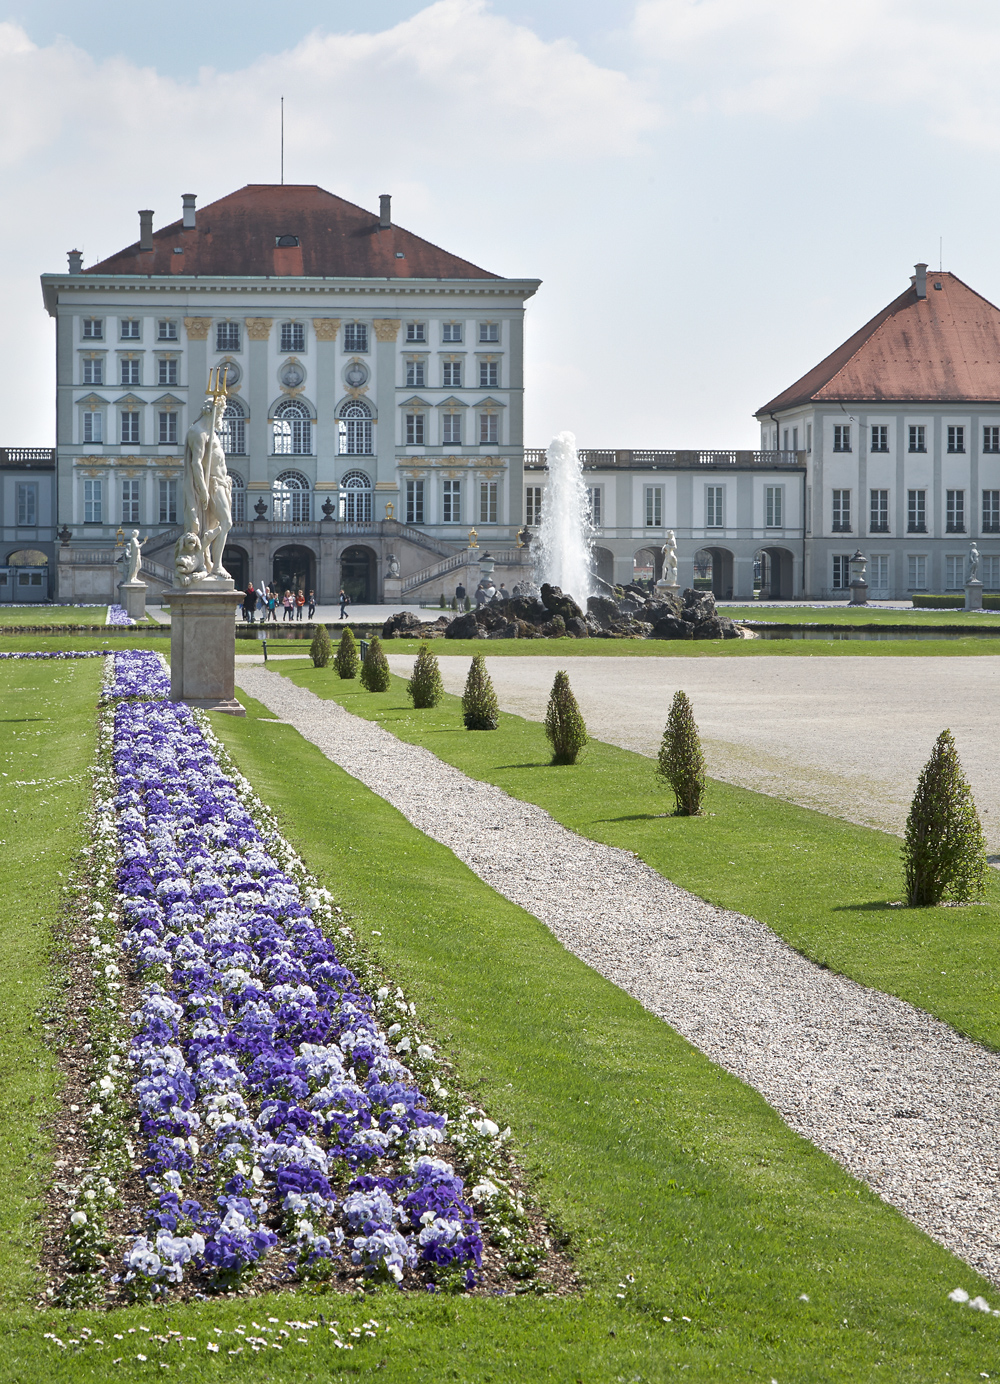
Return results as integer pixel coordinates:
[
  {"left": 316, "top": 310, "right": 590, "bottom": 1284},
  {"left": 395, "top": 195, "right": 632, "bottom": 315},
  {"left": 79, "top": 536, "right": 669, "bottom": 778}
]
[
  {"left": 236, "top": 666, "right": 1000, "bottom": 1282},
  {"left": 383, "top": 653, "right": 1000, "bottom": 849}
]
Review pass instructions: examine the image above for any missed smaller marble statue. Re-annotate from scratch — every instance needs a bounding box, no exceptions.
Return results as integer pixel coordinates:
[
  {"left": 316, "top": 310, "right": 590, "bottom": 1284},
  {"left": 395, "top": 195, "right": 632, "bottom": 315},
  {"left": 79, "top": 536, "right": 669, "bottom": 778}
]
[
  {"left": 124, "top": 529, "right": 147, "bottom": 583},
  {"left": 969, "top": 541, "right": 981, "bottom": 582},
  {"left": 174, "top": 530, "right": 208, "bottom": 587},
  {"left": 661, "top": 530, "right": 678, "bottom": 586},
  {"left": 386, "top": 552, "right": 400, "bottom": 578}
]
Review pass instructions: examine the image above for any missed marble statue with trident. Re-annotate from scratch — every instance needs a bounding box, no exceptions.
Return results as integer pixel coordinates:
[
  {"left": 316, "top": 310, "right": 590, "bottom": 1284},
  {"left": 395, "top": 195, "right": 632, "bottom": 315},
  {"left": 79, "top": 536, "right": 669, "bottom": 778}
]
[
  {"left": 124, "top": 529, "right": 147, "bottom": 583},
  {"left": 176, "top": 366, "right": 234, "bottom": 585},
  {"left": 661, "top": 530, "right": 678, "bottom": 587}
]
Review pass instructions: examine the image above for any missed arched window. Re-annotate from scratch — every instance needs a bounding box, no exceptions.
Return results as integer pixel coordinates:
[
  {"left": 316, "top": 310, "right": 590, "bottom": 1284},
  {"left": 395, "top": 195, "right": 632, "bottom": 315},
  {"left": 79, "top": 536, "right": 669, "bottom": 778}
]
[
  {"left": 272, "top": 470, "right": 311, "bottom": 523},
  {"left": 338, "top": 399, "right": 373, "bottom": 456},
  {"left": 340, "top": 469, "right": 372, "bottom": 523},
  {"left": 228, "top": 470, "right": 246, "bottom": 524},
  {"left": 219, "top": 398, "right": 246, "bottom": 456},
  {"left": 273, "top": 399, "right": 312, "bottom": 456}
]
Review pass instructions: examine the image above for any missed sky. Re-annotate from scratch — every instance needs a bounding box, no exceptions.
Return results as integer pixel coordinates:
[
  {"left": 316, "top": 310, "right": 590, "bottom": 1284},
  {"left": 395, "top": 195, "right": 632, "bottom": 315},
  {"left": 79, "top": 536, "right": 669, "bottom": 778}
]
[{"left": 5, "top": 0, "right": 1000, "bottom": 448}]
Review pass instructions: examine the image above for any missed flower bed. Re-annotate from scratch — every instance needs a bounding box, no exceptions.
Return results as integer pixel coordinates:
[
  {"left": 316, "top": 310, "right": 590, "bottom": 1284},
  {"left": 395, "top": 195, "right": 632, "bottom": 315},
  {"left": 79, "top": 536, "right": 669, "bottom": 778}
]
[
  {"left": 107, "top": 604, "right": 136, "bottom": 627},
  {"left": 0, "top": 651, "right": 107, "bottom": 659},
  {"left": 55, "top": 653, "right": 544, "bottom": 1303}
]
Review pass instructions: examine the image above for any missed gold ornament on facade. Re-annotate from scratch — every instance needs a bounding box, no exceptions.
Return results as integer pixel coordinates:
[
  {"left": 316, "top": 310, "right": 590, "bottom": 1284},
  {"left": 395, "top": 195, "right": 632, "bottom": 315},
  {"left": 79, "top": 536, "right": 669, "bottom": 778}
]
[
  {"left": 312, "top": 318, "right": 341, "bottom": 341},
  {"left": 183, "top": 317, "right": 211, "bottom": 341},
  {"left": 467, "top": 528, "right": 479, "bottom": 549},
  {"left": 373, "top": 318, "right": 401, "bottom": 343},
  {"left": 384, "top": 501, "right": 395, "bottom": 519},
  {"left": 245, "top": 318, "right": 273, "bottom": 341}
]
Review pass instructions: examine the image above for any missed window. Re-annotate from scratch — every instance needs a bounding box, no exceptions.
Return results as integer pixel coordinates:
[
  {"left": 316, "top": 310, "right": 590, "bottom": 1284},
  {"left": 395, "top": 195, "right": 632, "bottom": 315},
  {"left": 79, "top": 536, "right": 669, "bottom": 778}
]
[
  {"left": 406, "top": 322, "right": 426, "bottom": 343},
  {"left": 405, "top": 359, "right": 426, "bottom": 387},
  {"left": 280, "top": 321, "right": 305, "bottom": 353},
  {"left": 121, "top": 479, "right": 140, "bottom": 524},
  {"left": 443, "top": 360, "right": 462, "bottom": 388},
  {"left": 947, "top": 425, "right": 966, "bottom": 453},
  {"left": 219, "top": 399, "right": 246, "bottom": 456},
  {"left": 82, "top": 357, "right": 103, "bottom": 385},
  {"left": 17, "top": 483, "right": 37, "bottom": 526},
  {"left": 340, "top": 470, "right": 372, "bottom": 523},
  {"left": 983, "top": 555, "right": 1000, "bottom": 590},
  {"left": 158, "top": 478, "right": 177, "bottom": 525},
  {"left": 479, "top": 412, "right": 499, "bottom": 444},
  {"left": 765, "top": 485, "right": 783, "bottom": 528},
  {"left": 479, "top": 481, "right": 498, "bottom": 525},
  {"left": 442, "top": 479, "right": 462, "bottom": 524},
  {"left": 120, "top": 411, "right": 140, "bottom": 444},
  {"left": 907, "top": 489, "right": 927, "bottom": 532},
  {"left": 158, "top": 358, "right": 178, "bottom": 386},
  {"left": 984, "top": 426, "right": 1000, "bottom": 453},
  {"left": 806, "top": 422, "right": 812, "bottom": 453},
  {"left": 870, "top": 425, "right": 889, "bottom": 452},
  {"left": 945, "top": 555, "right": 966, "bottom": 590},
  {"left": 832, "top": 555, "right": 852, "bottom": 589},
  {"left": 157, "top": 411, "right": 177, "bottom": 445},
  {"left": 525, "top": 486, "right": 542, "bottom": 527},
  {"left": 442, "top": 322, "right": 463, "bottom": 343},
  {"left": 344, "top": 321, "right": 368, "bottom": 353},
  {"left": 442, "top": 412, "right": 462, "bottom": 445},
  {"left": 907, "top": 554, "right": 927, "bottom": 590},
  {"left": 833, "top": 424, "right": 851, "bottom": 452},
  {"left": 272, "top": 470, "right": 311, "bottom": 523},
  {"left": 84, "top": 478, "right": 102, "bottom": 523},
  {"left": 120, "top": 358, "right": 140, "bottom": 386},
  {"left": 908, "top": 425, "right": 926, "bottom": 452},
  {"left": 706, "top": 485, "right": 724, "bottom": 528},
  {"left": 405, "top": 479, "right": 425, "bottom": 525},
  {"left": 946, "top": 489, "right": 965, "bottom": 532},
  {"left": 229, "top": 471, "right": 245, "bottom": 523},
  {"left": 405, "top": 412, "right": 425, "bottom": 445},
  {"left": 82, "top": 318, "right": 103, "bottom": 340},
  {"left": 588, "top": 486, "right": 602, "bottom": 527},
  {"left": 339, "top": 400, "right": 373, "bottom": 456},
  {"left": 479, "top": 322, "right": 500, "bottom": 343},
  {"left": 869, "top": 555, "right": 889, "bottom": 593},
  {"left": 120, "top": 318, "right": 140, "bottom": 340},
  {"left": 479, "top": 360, "right": 500, "bottom": 388},
  {"left": 645, "top": 486, "right": 663, "bottom": 528},
  {"left": 83, "top": 411, "right": 103, "bottom": 443},
  {"left": 216, "top": 321, "right": 241, "bottom": 352},
  {"left": 832, "top": 489, "right": 851, "bottom": 532},
  {"left": 273, "top": 399, "right": 312, "bottom": 455},
  {"left": 158, "top": 320, "right": 177, "bottom": 341},
  {"left": 870, "top": 489, "right": 889, "bottom": 532},
  {"left": 983, "top": 490, "right": 1000, "bottom": 533},
  {"left": 792, "top": 426, "right": 799, "bottom": 452}
]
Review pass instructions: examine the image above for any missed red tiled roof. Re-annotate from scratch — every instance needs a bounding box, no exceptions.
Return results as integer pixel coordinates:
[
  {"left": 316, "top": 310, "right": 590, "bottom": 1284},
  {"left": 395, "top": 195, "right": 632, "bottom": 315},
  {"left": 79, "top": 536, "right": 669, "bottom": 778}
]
[
  {"left": 757, "top": 272, "right": 1000, "bottom": 413},
  {"left": 84, "top": 184, "right": 500, "bottom": 280}
]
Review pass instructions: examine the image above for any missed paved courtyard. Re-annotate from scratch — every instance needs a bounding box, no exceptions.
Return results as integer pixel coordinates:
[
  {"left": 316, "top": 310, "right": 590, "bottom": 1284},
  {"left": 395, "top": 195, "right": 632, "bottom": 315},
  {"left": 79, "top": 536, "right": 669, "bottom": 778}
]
[{"left": 385, "top": 653, "right": 1000, "bottom": 849}]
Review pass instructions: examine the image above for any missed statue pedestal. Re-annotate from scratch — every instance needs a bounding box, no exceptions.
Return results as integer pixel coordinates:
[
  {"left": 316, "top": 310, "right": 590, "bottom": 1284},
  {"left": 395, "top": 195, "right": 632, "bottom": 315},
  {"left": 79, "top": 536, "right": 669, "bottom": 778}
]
[
  {"left": 162, "top": 580, "right": 245, "bottom": 715},
  {"left": 656, "top": 580, "right": 681, "bottom": 600},
  {"left": 384, "top": 576, "right": 403, "bottom": 603},
  {"left": 965, "top": 579, "right": 984, "bottom": 611},
  {"left": 849, "top": 579, "right": 869, "bottom": 606},
  {"left": 118, "top": 580, "right": 146, "bottom": 623}
]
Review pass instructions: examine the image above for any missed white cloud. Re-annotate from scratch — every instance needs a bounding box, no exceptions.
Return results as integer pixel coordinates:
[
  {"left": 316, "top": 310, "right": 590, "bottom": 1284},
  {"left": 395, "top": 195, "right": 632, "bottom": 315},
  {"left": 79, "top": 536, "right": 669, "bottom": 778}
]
[{"left": 633, "top": 0, "right": 1000, "bottom": 145}]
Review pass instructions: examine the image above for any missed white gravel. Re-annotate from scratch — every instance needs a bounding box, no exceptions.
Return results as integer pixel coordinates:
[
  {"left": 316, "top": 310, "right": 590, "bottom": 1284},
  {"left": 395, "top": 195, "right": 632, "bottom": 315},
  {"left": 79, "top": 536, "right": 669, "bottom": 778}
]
[{"left": 236, "top": 666, "right": 1000, "bottom": 1283}]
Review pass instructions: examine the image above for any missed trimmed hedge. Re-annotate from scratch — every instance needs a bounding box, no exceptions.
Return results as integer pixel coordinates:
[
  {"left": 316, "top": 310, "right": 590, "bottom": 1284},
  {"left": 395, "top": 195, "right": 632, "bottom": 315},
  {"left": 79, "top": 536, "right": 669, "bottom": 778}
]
[{"left": 911, "top": 593, "right": 1000, "bottom": 609}]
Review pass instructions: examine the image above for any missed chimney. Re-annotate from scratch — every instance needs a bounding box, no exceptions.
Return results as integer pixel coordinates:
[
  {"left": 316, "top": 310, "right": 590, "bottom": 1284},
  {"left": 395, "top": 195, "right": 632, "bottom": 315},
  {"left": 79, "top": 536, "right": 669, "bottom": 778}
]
[
  {"left": 182, "top": 193, "right": 197, "bottom": 230},
  {"left": 139, "top": 209, "right": 154, "bottom": 251},
  {"left": 67, "top": 249, "right": 83, "bottom": 275},
  {"left": 379, "top": 193, "right": 391, "bottom": 229},
  {"left": 914, "top": 262, "right": 928, "bottom": 299}
]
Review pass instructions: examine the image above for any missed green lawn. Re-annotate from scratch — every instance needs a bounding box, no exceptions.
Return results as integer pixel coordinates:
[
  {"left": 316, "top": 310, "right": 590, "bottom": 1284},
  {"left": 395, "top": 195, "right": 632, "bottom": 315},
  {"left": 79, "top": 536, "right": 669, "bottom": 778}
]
[
  {"left": 0, "top": 607, "right": 110, "bottom": 626},
  {"left": 724, "top": 604, "right": 1000, "bottom": 626}
]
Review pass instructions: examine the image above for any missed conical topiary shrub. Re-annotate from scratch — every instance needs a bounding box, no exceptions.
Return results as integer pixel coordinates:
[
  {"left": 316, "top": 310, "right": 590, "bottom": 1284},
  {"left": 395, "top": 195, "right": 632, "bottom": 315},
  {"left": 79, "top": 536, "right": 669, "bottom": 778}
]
[
  {"left": 360, "top": 635, "right": 391, "bottom": 692},
  {"left": 309, "top": 623, "right": 332, "bottom": 668},
  {"left": 544, "top": 669, "right": 588, "bottom": 764},
  {"left": 462, "top": 654, "right": 499, "bottom": 730},
  {"left": 657, "top": 690, "right": 706, "bottom": 815},
  {"left": 407, "top": 641, "right": 444, "bottom": 709},
  {"left": 334, "top": 627, "right": 360, "bottom": 680},
  {"left": 903, "top": 729, "right": 987, "bottom": 906}
]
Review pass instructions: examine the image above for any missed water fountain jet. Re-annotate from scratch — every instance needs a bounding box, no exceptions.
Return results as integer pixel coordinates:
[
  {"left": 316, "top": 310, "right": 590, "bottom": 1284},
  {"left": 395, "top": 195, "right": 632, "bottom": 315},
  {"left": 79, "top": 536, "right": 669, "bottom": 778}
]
[{"left": 535, "top": 431, "right": 595, "bottom": 605}]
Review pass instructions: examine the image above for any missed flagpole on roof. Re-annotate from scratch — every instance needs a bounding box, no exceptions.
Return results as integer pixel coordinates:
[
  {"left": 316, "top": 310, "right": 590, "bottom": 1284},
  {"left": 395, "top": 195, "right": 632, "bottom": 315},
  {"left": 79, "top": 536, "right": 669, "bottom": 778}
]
[{"left": 281, "top": 96, "right": 284, "bottom": 185}]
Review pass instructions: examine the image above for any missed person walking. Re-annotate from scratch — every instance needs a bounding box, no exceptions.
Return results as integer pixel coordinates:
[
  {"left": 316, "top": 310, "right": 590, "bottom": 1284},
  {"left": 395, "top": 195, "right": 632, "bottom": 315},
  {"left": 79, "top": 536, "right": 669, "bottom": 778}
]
[
  {"left": 242, "top": 582, "right": 256, "bottom": 623},
  {"left": 295, "top": 590, "right": 306, "bottom": 621},
  {"left": 339, "top": 587, "right": 349, "bottom": 620},
  {"left": 498, "top": 583, "right": 509, "bottom": 601},
  {"left": 266, "top": 590, "right": 277, "bottom": 623},
  {"left": 282, "top": 590, "right": 293, "bottom": 621},
  {"left": 307, "top": 590, "right": 316, "bottom": 619}
]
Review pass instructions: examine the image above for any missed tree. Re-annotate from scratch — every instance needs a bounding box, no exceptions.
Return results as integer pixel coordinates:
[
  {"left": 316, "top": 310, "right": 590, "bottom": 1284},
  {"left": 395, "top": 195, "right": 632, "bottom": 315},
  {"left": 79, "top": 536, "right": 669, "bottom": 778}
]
[
  {"left": 544, "top": 670, "right": 588, "bottom": 765},
  {"left": 463, "top": 595, "right": 472, "bottom": 612},
  {"left": 462, "top": 654, "right": 499, "bottom": 730},
  {"left": 309, "top": 623, "right": 332, "bottom": 668},
  {"left": 334, "top": 627, "right": 360, "bottom": 680},
  {"left": 407, "top": 641, "right": 445, "bottom": 708},
  {"left": 657, "top": 690, "right": 705, "bottom": 815},
  {"left": 360, "top": 635, "right": 391, "bottom": 692},
  {"left": 903, "top": 729, "right": 987, "bottom": 906}
]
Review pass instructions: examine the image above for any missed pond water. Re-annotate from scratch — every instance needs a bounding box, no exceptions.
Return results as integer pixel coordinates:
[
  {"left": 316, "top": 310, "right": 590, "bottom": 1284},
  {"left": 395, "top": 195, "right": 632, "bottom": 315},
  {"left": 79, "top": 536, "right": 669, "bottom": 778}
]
[{"left": 748, "top": 625, "right": 1000, "bottom": 641}]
